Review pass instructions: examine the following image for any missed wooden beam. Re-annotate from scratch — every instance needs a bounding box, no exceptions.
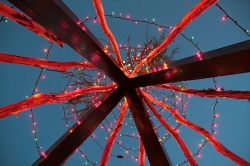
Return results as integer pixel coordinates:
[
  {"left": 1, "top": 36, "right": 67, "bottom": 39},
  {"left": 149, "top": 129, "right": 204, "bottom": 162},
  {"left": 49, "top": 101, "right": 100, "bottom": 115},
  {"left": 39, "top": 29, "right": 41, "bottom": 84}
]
[
  {"left": 32, "top": 87, "right": 124, "bottom": 166},
  {"left": 132, "top": 40, "right": 250, "bottom": 87},
  {"left": 125, "top": 88, "right": 172, "bottom": 166},
  {"left": 8, "top": 0, "right": 131, "bottom": 88}
]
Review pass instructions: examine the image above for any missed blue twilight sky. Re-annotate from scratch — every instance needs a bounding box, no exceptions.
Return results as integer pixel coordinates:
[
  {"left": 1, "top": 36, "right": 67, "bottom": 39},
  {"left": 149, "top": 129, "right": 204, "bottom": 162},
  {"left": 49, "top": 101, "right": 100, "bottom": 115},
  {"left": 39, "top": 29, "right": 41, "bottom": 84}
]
[{"left": 0, "top": 0, "right": 250, "bottom": 166}]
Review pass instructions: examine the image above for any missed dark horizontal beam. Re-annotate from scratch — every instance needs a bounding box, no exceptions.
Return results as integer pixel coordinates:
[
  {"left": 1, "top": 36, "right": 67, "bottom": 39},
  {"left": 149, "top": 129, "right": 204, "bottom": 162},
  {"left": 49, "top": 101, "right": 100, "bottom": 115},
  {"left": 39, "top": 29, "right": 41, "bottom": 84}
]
[
  {"left": 132, "top": 40, "right": 250, "bottom": 87},
  {"left": 125, "top": 88, "right": 172, "bottom": 166},
  {"left": 32, "top": 87, "right": 124, "bottom": 166},
  {"left": 8, "top": 0, "right": 131, "bottom": 88}
]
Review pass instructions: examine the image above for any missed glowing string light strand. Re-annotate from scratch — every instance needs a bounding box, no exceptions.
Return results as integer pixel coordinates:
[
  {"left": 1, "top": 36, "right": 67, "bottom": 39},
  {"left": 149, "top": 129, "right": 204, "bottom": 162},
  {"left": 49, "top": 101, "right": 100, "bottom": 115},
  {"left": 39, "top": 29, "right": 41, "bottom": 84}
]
[
  {"left": 82, "top": 1, "right": 215, "bottom": 73},
  {"left": 22, "top": 0, "right": 248, "bottom": 163},
  {"left": 211, "top": 77, "right": 220, "bottom": 134},
  {"left": 145, "top": 86, "right": 187, "bottom": 144},
  {"left": 28, "top": 42, "right": 53, "bottom": 156},
  {"left": 141, "top": 90, "right": 198, "bottom": 166},
  {"left": 60, "top": 64, "right": 135, "bottom": 163},
  {"left": 132, "top": 0, "right": 217, "bottom": 74},
  {"left": 100, "top": 100, "right": 128, "bottom": 165},
  {"left": 90, "top": 134, "right": 138, "bottom": 160},
  {"left": 61, "top": 69, "right": 136, "bottom": 163},
  {"left": 99, "top": 87, "right": 186, "bottom": 160},
  {"left": 83, "top": 7, "right": 250, "bottom": 161},
  {"left": 216, "top": 3, "right": 250, "bottom": 37},
  {"left": 87, "top": 105, "right": 141, "bottom": 161},
  {"left": 61, "top": 57, "right": 94, "bottom": 126},
  {"left": 60, "top": 61, "right": 99, "bottom": 165},
  {"left": 83, "top": 15, "right": 202, "bottom": 57},
  {"left": 68, "top": 9, "right": 203, "bottom": 161},
  {"left": 0, "top": 84, "right": 116, "bottom": 118},
  {"left": 78, "top": 149, "right": 97, "bottom": 166},
  {"left": 176, "top": 79, "right": 221, "bottom": 165},
  {"left": 1, "top": 0, "right": 248, "bottom": 165},
  {"left": 57, "top": 20, "right": 150, "bottom": 161},
  {"left": 141, "top": 90, "right": 250, "bottom": 166},
  {"left": 61, "top": 62, "right": 84, "bottom": 129}
]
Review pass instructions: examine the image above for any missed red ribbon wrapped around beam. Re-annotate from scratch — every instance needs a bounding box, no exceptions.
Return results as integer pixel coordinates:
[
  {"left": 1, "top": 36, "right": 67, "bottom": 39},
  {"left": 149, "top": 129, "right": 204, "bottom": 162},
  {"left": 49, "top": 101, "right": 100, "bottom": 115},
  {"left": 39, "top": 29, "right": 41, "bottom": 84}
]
[
  {"left": 141, "top": 89, "right": 198, "bottom": 166},
  {"left": 132, "top": 0, "right": 217, "bottom": 73},
  {"left": 0, "top": 84, "right": 116, "bottom": 118},
  {"left": 92, "top": 0, "right": 124, "bottom": 69},
  {"left": 155, "top": 84, "right": 250, "bottom": 100},
  {"left": 0, "top": 53, "right": 96, "bottom": 71},
  {"left": 0, "top": 2, "right": 64, "bottom": 47},
  {"left": 100, "top": 100, "right": 128, "bottom": 166},
  {"left": 141, "top": 90, "right": 250, "bottom": 166}
]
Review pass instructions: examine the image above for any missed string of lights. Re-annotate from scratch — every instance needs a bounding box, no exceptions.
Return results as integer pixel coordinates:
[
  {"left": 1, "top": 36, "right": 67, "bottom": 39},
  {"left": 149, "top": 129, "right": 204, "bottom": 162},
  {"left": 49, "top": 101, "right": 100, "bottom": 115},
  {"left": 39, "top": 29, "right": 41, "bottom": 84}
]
[
  {"left": 78, "top": 148, "right": 97, "bottom": 166},
  {"left": 61, "top": 61, "right": 100, "bottom": 165},
  {"left": 86, "top": 83, "right": 185, "bottom": 163},
  {"left": 90, "top": 35, "right": 188, "bottom": 161},
  {"left": 142, "top": 92, "right": 198, "bottom": 166},
  {"left": 76, "top": 88, "right": 187, "bottom": 163},
  {"left": 59, "top": 59, "right": 141, "bottom": 163},
  {"left": 94, "top": 7, "right": 216, "bottom": 159},
  {"left": 28, "top": 42, "right": 54, "bottom": 156},
  {"left": 81, "top": 7, "right": 249, "bottom": 164},
  {"left": 83, "top": 14, "right": 203, "bottom": 55},
  {"left": 60, "top": 64, "right": 136, "bottom": 164},
  {"left": 62, "top": 69, "right": 144, "bottom": 163},
  {"left": 90, "top": 132, "right": 140, "bottom": 161},
  {"left": 62, "top": 61, "right": 85, "bottom": 130},
  {"left": 61, "top": 60, "right": 140, "bottom": 163},
  {"left": 115, "top": 16, "right": 224, "bottom": 161},
  {"left": 0, "top": 5, "right": 220, "bottom": 164},
  {"left": 177, "top": 78, "right": 220, "bottom": 166},
  {"left": 216, "top": 3, "right": 250, "bottom": 37}
]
